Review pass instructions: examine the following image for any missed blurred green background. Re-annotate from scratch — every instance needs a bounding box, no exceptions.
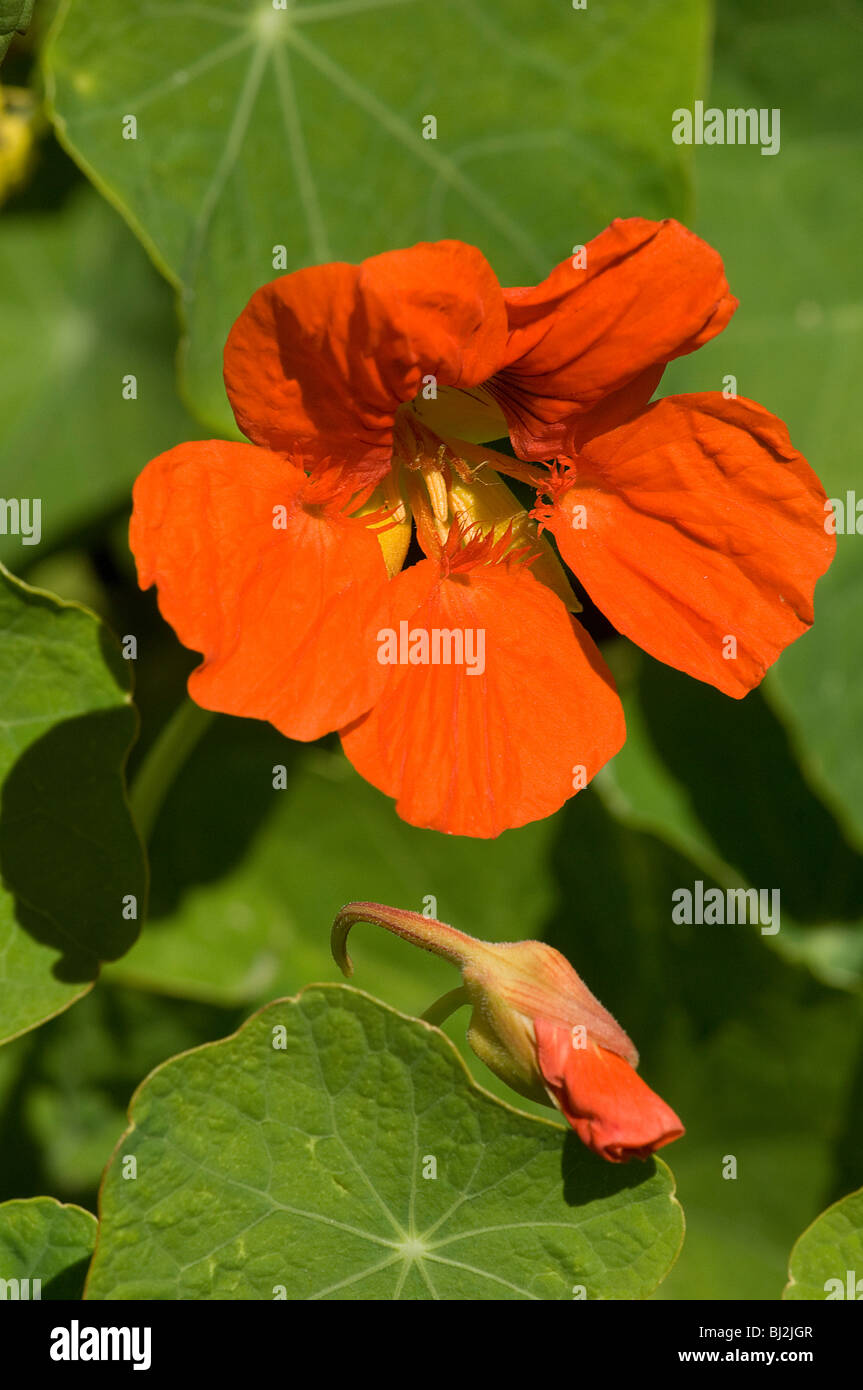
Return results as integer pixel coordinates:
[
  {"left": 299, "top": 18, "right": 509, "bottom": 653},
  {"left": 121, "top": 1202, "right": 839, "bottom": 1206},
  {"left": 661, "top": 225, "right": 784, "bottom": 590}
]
[{"left": 0, "top": 0, "right": 861, "bottom": 1299}]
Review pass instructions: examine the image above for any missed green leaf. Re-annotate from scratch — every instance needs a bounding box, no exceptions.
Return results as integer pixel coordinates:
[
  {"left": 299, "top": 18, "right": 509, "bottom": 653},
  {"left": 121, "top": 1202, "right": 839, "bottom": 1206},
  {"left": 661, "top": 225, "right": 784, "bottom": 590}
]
[
  {"left": 534, "top": 789, "right": 863, "bottom": 1301},
  {"left": 0, "top": 984, "right": 242, "bottom": 1204},
  {"left": 107, "top": 708, "right": 863, "bottom": 1298},
  {"left": 596, "top": 650, "right": 863, "bottom": 992},
  {"left": 0, "top": 0, "right": 33, "bottom": 31},
  {"left": 631, "top": 0, "right": 863, "bottom": 990},
  {"left": 784, "top": 1188, "right": 863, "bottom": 1301},
  {"left": 86, "top": 985, "right": 682, "bottom": 1300},
  {"left": 44, "top": 0, "right": 708, "bottom": 430},
  {"left": 0, "top": 1, "right": 33, "bottom": 65},
  {"left": 0, "top": 566, "right": 146, "bottom": 1044},
  {"left": 0, "top": 184, "right": 199, "bottom": 568},
  {"left": 658, "top": 0, "right": 863, "bottom": 847},
  {"left": 108, "top": 717, "right": 557, "bottom": 1025},
  {"left": 0, "top": 1196, "right": 96, "bottom": 1298}
]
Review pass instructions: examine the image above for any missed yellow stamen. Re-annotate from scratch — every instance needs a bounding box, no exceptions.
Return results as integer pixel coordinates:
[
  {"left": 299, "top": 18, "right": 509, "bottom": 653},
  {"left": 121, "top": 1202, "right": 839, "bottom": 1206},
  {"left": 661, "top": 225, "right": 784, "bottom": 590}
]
[
  {"left": 382, "top": 467, "right": 407, "bottom": 525},
  {"left": 423, "top": 465, "right": 449, "bottom": 527}
]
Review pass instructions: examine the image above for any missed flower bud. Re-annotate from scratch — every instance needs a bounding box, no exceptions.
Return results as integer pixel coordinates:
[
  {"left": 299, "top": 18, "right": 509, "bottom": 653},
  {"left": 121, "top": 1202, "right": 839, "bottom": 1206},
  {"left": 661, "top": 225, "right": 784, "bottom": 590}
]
[{"left": 331, "top": 902, "right": 683, "bottom": 1162}]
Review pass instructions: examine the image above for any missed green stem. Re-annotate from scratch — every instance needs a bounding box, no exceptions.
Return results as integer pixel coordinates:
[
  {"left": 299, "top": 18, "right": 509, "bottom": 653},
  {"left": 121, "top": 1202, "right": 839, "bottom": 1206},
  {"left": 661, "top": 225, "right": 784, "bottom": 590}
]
[
  {"left": 130, "top": 698, "right": 216, "bottom": 843},
  {"left": 421, "top": 986, "right": 471, "bottom": 1027},
  {"left": 331, "top": 901, "right": 493, "bottom": 978}
]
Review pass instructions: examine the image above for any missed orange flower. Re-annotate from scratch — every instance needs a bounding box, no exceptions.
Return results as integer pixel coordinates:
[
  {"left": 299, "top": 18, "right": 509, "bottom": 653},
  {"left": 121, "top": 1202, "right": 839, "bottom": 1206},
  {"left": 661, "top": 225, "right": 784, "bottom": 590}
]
[
  {"left": 532, "top": 1018, "right": 683, "bottom": 1163},
  {"left": 331, "top": 901, "right": 684, "bottom": 1163},
  {"left": 130, "top": 219, "right": 834, "bottom": 837}
]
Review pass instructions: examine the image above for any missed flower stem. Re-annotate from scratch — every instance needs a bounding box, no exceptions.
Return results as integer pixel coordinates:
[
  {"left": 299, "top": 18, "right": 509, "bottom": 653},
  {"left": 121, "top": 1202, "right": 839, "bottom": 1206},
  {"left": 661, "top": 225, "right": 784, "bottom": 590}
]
[
  {"left": 130, "top": 697, "right": 216, "bottom": 844},
  {"left": 331, "top": 901, "right": 490, "bottom": 978},
  {"left": 421, "top": 986, "right": 471, "bottom": 1027}
]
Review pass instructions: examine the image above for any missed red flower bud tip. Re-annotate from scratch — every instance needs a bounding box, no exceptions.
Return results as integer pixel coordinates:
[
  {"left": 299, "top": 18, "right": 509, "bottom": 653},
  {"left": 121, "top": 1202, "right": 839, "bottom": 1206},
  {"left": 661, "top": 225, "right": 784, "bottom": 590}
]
[{"left": 331, "top": 902, "right": 684, "bottom": 1163}]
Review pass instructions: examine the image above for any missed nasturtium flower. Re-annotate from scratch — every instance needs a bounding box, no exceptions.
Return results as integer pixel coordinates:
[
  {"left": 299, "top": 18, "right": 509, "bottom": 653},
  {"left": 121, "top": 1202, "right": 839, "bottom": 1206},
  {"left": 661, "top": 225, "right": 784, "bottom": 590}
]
[
  {"left": 332, "top": 901, "right": 683, "bottom": 1163},
  {"left": 131, "top": 218, "right": 834, "bottom": 838}
]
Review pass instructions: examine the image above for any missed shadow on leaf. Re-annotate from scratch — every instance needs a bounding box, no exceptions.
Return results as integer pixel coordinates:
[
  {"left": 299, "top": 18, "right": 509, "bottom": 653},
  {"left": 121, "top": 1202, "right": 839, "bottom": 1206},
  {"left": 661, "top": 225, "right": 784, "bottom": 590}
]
[
  {"left": 0, "top": 709, "right": 144, "bottom": 982},
  {"left": 637, "top": 660, "right": 863, "bottom": 925},
  {"left": 560, "top": 1129, "right": 658, "bottom": 1207}
]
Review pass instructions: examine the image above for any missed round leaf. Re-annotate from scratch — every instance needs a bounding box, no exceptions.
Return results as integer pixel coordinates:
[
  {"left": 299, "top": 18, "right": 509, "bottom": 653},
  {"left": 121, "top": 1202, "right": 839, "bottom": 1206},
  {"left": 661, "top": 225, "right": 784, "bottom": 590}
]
[
  {"left": 785, "top": 1187, "right": 863, "bottom": 1301},
  {"left": 86, "top": 985, "right": 683, "bottom": 1300},
  {"left": 44, "top": 0, "right": 707, "bottom": 429},
  {"left": 0, "top": 1196, "right": 96, "bottom": 1299}
]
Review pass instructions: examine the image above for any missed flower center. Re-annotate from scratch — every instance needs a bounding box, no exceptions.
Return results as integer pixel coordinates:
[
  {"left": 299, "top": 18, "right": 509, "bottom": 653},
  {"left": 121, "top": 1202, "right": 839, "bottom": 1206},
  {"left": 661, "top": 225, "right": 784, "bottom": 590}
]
[{"left": 391, "top": 409, "right": 467, "bottom": 548}]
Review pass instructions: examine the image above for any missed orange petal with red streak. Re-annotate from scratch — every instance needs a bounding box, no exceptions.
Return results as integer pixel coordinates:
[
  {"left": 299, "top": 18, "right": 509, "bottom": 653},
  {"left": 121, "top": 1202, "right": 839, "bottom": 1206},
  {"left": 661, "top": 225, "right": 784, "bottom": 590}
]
[
  {"left": 546, "top": 394, "right": 836, "bottom": 697},
  {"left": 495, "top": 218, "right": 736, "bottom": 459},
  {"left": 223, "top": 242, "right": 508, "bottom": 481},
  {"left": 340, "top": 555, "right": 625, "bottom": 837}
]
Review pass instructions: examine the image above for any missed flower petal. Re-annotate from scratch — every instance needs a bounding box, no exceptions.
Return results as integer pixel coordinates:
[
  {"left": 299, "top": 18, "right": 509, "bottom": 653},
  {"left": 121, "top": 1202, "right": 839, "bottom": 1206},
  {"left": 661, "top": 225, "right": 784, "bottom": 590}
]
[
  {"left": 535, "top": 1016, "right": 684, "bottom": 1163},
  {"left": 545, "top": 394, "right": 836, "bottom": 697},
  {"left": 493, "top": 218, "right": 737, "bottom": 459},
  {"left": 130, "top": 440, "right": 391, "bottom": 740},
  {"left": 467, "top": 939, "right": 638, "bottom": 1064},
  {"left": 223, "top": 242, "right": 508, "bottom": 480},
  {"left": 340, "top": 553, "right": 625, "bottom": 837}
]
